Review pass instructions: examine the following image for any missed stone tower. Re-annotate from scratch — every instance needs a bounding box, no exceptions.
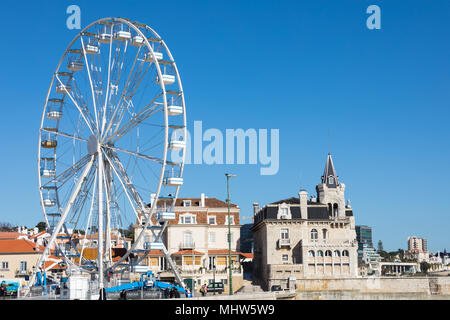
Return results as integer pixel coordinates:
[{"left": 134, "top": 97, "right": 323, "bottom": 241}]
[{"left": 316, "top": 153, "right": 346, "bottom": 218}]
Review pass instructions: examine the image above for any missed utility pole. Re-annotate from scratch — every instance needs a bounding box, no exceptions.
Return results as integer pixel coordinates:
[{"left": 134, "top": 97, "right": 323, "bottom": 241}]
[{"left": 225, "top": 173, "right": 236, "bottom": 295}]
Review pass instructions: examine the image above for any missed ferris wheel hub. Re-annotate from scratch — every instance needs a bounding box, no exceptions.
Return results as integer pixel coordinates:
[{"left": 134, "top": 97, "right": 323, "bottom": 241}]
[{"left": 87, "top": 135, "right": 98, "bottom": 155}]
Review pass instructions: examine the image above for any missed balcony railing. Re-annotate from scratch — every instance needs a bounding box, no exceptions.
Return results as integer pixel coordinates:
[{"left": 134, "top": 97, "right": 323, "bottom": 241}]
[
  {"left": 179, "top": 241, "right": 195, "bottom": 249},
  {"left": 278, "top": 238, "right": 291, "bottom": 248},
  {"left": 16, "top": 269, "right": 30, "bottom": 276}
]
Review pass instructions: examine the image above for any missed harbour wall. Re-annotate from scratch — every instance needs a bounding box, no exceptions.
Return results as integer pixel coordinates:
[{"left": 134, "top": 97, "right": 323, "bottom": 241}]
[{"left": 294, "top": 277, "right": 450, "bottom": 298}]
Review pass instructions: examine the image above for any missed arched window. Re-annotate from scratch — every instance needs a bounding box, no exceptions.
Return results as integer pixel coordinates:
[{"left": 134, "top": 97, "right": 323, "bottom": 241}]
[
  {"left": 328, "top": 176, "right": 334, "bottom": 185},
  {"left": 342, "top": 250, "right": 349, "bottom": 257},
  {"left": 310, "top": 229, "right": 318, "bottom": 241},
  {"left": 325, "top": 250, "right": 332, "bottom": 257},
  {"left": 308, "top": 250, "right": 315, "bottom": 257},
  {"left": 333, "top": 203, "right": 338, "bottom": 217},
  {"left": 317, "top": 250, "right": 324, "bottom": 257},
  {"left": 333, "top": 250, "right": 340, "bottom": 257}
]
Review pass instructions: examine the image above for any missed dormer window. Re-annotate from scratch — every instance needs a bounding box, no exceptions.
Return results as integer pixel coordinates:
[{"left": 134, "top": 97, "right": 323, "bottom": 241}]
[
  {"left": 277, "top": 204, "right": 291, "bottom": 219},
  {"left": 183, "top": 200, "right": 192, "bottom": 207}
]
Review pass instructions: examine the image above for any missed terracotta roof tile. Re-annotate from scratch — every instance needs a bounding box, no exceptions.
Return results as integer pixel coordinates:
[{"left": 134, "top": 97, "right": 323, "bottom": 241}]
[
  {"left": 171, "top": 249, "right": 204, "bottom": 255},
  {"left": 208, "top": 249, "right": 240, "bottom": 255},
  {"left": 0, "top": 239, "right": 44, "bottom": 253},
  {"left": 0, "top": 232, "right": 23, "bottom": 240}
]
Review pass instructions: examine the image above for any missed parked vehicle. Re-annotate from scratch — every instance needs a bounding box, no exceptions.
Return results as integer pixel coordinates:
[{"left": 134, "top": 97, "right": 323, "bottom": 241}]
[
  {"left": 270, "top": 285, "right": 282, "bottom": 292},
  {"left": 207, "top": 282, "right": 224, "bottom": 294}
]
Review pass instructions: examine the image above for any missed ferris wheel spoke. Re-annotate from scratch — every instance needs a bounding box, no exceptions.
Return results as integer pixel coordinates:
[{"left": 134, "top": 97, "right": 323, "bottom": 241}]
[
  {"left": 42, "top": 128, "right": 89, "bottom": 143},
  {"left": 102, "top": 150, "right": 146, "bottom": 223},
  {"left": 80, "top": 36, "right": 100, "bottom": 133},
  {"left": 105, "top": 99, "right": 163, "bottom": 144},
  {"left": 102, "top": 144, "right": 172, "bottom": 166},
  {"left": 100, "top": 25, "right": 114, "bottom": 136},
  {"left": 55, "top": 75, "right": 96, "bottom": 135},
  {"left": 107, "top": 149, "right": 147, "bottom": 211},
  {"left": 41, "top": 153, "right": 92, "bottom": 188},
  {"left": 68, "top": 165, "right": 97, "bottom": 225}
]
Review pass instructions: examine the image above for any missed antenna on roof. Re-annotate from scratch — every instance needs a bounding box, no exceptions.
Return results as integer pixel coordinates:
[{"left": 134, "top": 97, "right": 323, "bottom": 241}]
[{"left": 328, "top": 129, "right": 331, "bottom": 155}]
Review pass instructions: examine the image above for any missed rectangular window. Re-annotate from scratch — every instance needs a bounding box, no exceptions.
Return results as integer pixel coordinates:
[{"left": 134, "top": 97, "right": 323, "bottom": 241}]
[
  {"left": 281, "top": 228, "right": 289, "bottom": 239},
  {"left": 184, "top": 256, "right": 201, "bottom": 266},
  {"left": 225, "top": 215, "right": 234, "bottom": 225},
  {"left": 208, "top": 216, "right": 216, "bottom": 225},
  {"left": 149, "top": 257, "right": 159, "bottom": 267},
  {"left": 282, "top": 254, "right": 289, "bottom": 262},
  {"left": 227, "top": 232, "right": 233, "bottom": 243},
  {"left": 159, "top": 257, "right": 166, "bottom": 270},
  {"left": 209, "top": 232, "right": 216, "bottom": 244},
  {"left": 180, "top": 214, "right": 196, "bottom": 224},
  {"left": 208, "top": 256, "right": 217, "bottom": 269},
  {"left": 183, "top": 200, "right": 192, "bottom": 207},
  {"left": 216, "top": 256, "right": 227, "bottom": 266},
  {"left": 1, "top": 262, "right": 8, "bottom": 270},
  {"left": 20, "top": 261, "right": 27, "bottom": 272}
]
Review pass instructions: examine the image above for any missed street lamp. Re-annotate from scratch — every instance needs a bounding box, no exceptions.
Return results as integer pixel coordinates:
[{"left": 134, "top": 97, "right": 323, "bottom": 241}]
[{"left": 225, "top": 173, "right": 236, "bottom": 295}]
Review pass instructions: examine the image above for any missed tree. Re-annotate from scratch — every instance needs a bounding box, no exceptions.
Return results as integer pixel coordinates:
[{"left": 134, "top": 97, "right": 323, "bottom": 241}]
[
  {"left": 420, "top": 261, "right": 431, "bottom": 274},
  {"left": 0, "top": 222, "right": 15, "bottom": 232},
  {"left": 35, "top": 221, "right": 47, "bottom": 232}
]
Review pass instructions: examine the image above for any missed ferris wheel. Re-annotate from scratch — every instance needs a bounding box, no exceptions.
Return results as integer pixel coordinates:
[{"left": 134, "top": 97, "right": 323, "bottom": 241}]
[{"left": 31, "top": 17, "right": 187, "bottom": 290}]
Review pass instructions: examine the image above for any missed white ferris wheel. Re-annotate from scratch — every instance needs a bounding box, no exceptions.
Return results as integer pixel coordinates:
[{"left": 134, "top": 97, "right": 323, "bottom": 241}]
[{"left": 31, "top": 17, "right": 187, "bottom": 289}]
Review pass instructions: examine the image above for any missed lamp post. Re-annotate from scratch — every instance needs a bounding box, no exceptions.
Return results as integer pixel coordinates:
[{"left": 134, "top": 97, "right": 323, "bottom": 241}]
[{"left": 225, "top": 173, "right": 236, "bottom": 295}]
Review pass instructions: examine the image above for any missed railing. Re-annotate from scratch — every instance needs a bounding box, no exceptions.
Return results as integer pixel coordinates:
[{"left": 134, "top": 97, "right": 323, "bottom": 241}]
[
  {"left": 278, "top": 238, "right": 291, "bottom": 247},
  {"left": 179, "top": 241, "right": 195, "bottom": 249},
  {"left": 16, "top": 269, "right": 30, "bottom": 276}
]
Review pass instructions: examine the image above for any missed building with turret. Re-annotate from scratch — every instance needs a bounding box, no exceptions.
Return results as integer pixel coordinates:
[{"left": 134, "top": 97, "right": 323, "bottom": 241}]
[{"left": 251, "top": 154, "right": 358, "bottom": 290}]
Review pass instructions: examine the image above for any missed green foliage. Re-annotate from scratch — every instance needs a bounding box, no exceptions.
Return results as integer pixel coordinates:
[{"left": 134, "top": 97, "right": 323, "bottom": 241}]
[
  {"left": 420, "top": 261, "right": 431, "bottom": 274},
  {"left": 35, "top": 221, "right": 47, "bottom": 232}
]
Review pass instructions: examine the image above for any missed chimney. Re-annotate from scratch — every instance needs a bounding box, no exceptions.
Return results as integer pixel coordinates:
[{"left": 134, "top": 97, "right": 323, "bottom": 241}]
[
  {"left": 150, "top": 193, "right": 156, "bottom": 207},
  {"left": 253, "top": 202, "right": 260, "bottom": 216},
  {"left": 201, "top": 193, "right": 206, "bottom": 207},
  {"left": 299, "top": 190, "right": 308, "bottom": 219}
]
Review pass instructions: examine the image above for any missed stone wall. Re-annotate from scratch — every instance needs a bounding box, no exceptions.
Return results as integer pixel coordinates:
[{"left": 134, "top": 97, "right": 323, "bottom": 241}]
[{"left": 295, "top": 277, "right": 450, "bottom": 296}]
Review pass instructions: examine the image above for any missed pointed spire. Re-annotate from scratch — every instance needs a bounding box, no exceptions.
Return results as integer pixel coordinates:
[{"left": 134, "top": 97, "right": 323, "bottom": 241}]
[{"left": 321, "top": 153, "right": 338, "bottom": 188}]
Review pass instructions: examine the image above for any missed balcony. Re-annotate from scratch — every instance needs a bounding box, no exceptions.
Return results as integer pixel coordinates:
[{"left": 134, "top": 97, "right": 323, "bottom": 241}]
[
  {"left": 16, "top": 269, "right": 30, "bottom": 276},
  {"left": 278, "top": 238, "right": 291, "bottom": 248},
  {"left": 179, "top": 241, "right": 195, "bottom": 250}
]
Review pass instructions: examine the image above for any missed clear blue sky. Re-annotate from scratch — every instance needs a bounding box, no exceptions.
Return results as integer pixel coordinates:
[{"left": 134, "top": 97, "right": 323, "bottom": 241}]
[{"left": 0, "top": 0, "right": 448, "bottom": 252}]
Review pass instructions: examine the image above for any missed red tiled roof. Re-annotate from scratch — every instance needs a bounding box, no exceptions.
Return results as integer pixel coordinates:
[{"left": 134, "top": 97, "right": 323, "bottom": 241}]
[
  {"left": 0, "top": 239, "right": 44, "bottom": 253},
  {"left": 155, "top": 197, "right": 238, "bottom": 208},
  {"left": 208, "top": 249, "right": 240, "bottom": 255},
  {"left": 172, "top": 249, "right": 204, "bottom": 256},
  {"left": 134, "top": 250, "right": 163, "bottom": 256},
  {"left": 43, "top": 259, "right": 66, "bottom": 270},
  {"left": 0, "top": 232, "right": 22, "bottom": 240},
  {"left": 240, "top": 252, "right": 254, "bottom": 259}
]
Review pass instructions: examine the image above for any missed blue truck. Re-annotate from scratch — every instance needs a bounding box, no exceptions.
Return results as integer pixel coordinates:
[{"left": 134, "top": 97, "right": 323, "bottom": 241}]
[{"left": 105, "top": 271, "right": 190, "bottom": 297}]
